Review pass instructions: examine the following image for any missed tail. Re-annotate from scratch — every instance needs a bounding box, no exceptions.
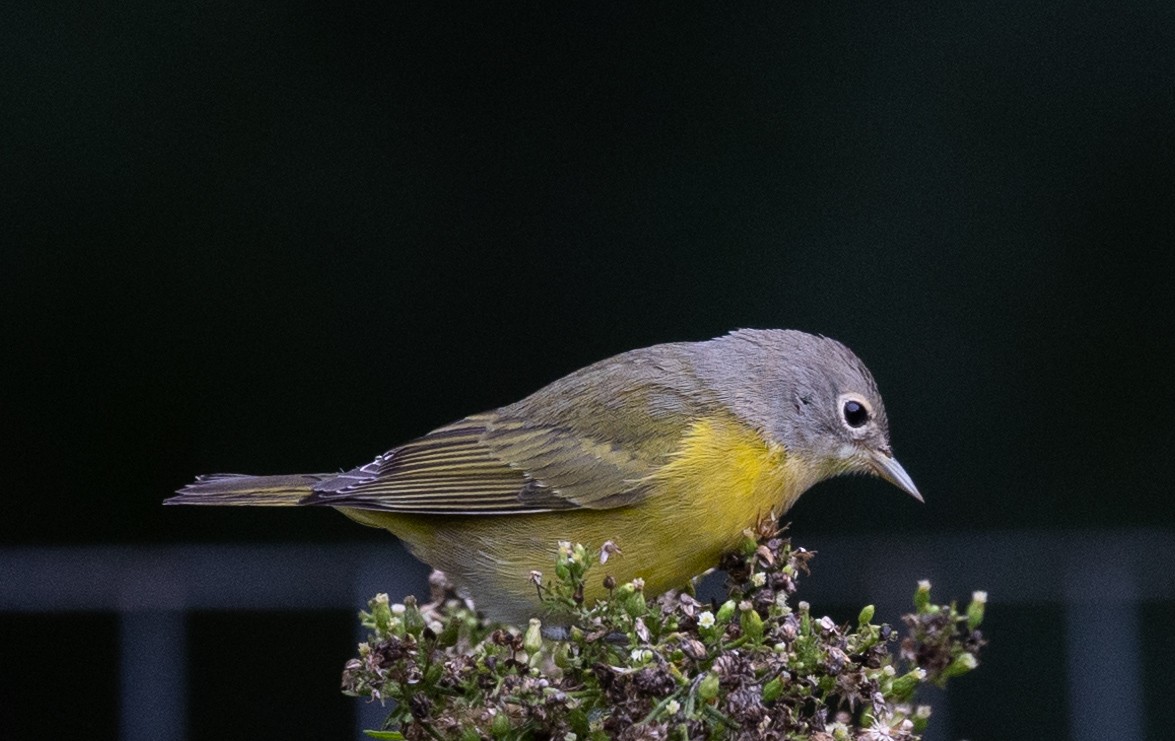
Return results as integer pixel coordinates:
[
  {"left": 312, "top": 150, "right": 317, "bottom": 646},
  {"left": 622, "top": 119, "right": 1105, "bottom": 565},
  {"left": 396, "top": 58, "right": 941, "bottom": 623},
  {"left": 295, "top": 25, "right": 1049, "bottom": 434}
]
[{"left": 166, "top": 473, "right": 334, "bottom": 507}]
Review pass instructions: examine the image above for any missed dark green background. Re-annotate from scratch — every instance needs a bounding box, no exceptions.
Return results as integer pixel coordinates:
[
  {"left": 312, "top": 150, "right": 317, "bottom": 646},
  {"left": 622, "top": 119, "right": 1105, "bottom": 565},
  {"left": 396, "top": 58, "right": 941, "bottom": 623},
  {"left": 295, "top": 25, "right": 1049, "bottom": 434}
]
[{"left": 3, "top": 2, "right": 1173, "bottom": 739}]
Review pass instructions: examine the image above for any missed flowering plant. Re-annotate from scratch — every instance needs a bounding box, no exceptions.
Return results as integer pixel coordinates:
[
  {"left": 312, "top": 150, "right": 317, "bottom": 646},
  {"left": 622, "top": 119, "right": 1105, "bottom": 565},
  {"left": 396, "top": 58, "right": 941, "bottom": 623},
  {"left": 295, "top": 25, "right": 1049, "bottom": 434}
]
[{"left": 343, "top": 520, "right": 985, "bottom": 740}]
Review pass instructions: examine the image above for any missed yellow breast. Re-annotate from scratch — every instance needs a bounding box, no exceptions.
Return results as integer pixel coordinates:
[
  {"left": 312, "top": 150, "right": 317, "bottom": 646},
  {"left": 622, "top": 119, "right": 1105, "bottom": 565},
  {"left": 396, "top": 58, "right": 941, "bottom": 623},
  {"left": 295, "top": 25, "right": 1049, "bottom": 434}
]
[{"left": 343, "top": 415, "right": 820, "bottom": 625}]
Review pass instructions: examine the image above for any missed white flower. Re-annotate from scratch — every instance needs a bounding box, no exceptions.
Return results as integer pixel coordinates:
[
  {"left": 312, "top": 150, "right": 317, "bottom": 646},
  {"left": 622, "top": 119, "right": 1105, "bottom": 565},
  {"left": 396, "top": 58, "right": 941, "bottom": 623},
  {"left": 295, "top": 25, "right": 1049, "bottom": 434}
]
[
  {"left": 861, "top": 721, "right": 896, "bottom": 741},
  {"left": 630, "top": 648, "right": 653, "bottom": 663},
  {"left": 751, "top": 572, "right": 766, "bottom": 587},
  {"left": 665, "top": 699, "right": 680, "bottom": 715},
  {"left": 391, "top": 603, "right": 406, "bottom": 615},
  {"left": 774, "top": 592, "right": 791, "bottom": 613},
  {"left": 698, "top": 611, "right": 716, "bottom": 629}
]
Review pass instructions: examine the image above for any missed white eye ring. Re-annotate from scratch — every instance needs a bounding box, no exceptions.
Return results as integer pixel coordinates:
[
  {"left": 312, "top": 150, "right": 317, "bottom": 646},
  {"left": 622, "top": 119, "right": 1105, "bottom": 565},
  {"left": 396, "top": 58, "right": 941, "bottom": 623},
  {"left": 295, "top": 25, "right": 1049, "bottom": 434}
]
[{"left": 837, "top": 393, "right": 873, "bottom": 431}]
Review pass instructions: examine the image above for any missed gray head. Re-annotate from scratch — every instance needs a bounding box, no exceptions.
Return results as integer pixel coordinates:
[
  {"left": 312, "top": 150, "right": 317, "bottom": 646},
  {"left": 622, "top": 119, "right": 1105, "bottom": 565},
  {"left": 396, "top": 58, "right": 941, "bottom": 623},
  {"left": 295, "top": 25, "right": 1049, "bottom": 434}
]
[{"left": 695, "top": 329, "right": 921, "bottom": 501}]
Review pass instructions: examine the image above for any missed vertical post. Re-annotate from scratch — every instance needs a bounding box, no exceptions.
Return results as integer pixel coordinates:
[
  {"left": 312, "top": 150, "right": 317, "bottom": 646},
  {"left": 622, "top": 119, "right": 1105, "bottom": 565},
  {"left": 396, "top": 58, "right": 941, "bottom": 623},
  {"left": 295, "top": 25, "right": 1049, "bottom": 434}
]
[
  {"left": 1065, "top": 559, "right": 1142, "bottom": 740},
  {"left": 120, "top": 610, "right": 187, "bottom": 741}
]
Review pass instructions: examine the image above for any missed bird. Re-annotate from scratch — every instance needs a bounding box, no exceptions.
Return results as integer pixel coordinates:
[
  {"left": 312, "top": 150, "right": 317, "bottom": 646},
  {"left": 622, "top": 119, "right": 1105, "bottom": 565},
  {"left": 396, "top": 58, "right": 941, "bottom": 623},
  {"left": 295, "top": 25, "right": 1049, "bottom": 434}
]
[{"left": 167, "top": 329, "right": 921, "bottom": 626}]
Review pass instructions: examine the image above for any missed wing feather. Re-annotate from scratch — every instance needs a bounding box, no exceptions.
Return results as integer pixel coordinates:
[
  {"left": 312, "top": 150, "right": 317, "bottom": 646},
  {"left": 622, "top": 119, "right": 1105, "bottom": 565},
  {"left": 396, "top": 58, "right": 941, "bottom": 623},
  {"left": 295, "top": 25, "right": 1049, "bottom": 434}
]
[
  {"left": 303, "top": 413, "right": 649, "bottom": 514},
  {"left": 304, "top": 352, "right": 714, "bottom": 515}
]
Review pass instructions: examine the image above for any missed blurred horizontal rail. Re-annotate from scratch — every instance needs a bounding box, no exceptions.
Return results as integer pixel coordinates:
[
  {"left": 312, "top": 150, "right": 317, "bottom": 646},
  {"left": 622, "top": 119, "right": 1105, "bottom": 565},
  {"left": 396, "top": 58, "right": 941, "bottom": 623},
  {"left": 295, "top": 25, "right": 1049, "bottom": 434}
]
[
  {"left": 4, "top": 529, "right": 1173, "bottom": 611},
  {"left": 0, "top": 543, "right": 412, "bottom": 611}
]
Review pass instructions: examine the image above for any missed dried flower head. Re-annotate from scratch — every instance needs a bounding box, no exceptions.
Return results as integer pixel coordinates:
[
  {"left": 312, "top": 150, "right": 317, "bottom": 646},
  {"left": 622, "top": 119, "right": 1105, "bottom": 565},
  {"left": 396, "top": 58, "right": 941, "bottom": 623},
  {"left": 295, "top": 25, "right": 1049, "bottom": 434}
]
[{"left": 343, "top": 518, "right": 985, "bottom": 739}]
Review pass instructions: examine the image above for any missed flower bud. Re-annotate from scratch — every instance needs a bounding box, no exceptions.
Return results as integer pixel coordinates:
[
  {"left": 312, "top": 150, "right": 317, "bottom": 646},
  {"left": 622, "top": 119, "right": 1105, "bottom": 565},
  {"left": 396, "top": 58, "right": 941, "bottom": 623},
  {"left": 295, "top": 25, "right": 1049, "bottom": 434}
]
[
  {"left": 369, "top": 593, "right": 392, "bottom": 635},
  {"left": 624, "top": 591, "right": 647, "bottom": 618},
  {"left": 739, "top": 535, "right": 758, "bottom": 556},
  {"left": 715, "top": 599, "right": 737, "bottom": 624},
  {"left": 491, "top": 709, "right": 511, "bottom": 736},
  {"left": 967, "top": 591, "right": 987, "bottom": 629},
  {"left": 912, "top": 705, "right": 932, "bottom": 733},
  {"left": 402, "top": 596, "right": 425, "bottom": 635},
  {"left": 698, "top": 672, "right": 720, "bottom": 701},
  {"left": 740, "top": 603, "right": 764, "bottom": 643},
  {"left": 942, "top": 651, "right": 979, "bottom": 679},
  {"left": 553, "top": 641, "right": 572, "bottom": 669},
  {"left": 857, "top": 604, "right": 875, "bottom": 627},
  {"left": 914, "top": 580, "right": 932, "bottom": 613},
  {"left": 524, "top": 618, "right": 543, "bottom": 654},
  {"left": 890, "top": 667, "right": 926, "bottom": 699}
]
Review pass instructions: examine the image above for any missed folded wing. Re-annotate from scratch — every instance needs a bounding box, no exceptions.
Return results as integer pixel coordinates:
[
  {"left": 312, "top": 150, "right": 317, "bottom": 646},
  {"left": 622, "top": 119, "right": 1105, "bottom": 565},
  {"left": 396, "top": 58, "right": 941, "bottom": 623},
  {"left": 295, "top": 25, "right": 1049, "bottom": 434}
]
[{"left": 302, "top": 412, "right": 657, "bottom": 514}]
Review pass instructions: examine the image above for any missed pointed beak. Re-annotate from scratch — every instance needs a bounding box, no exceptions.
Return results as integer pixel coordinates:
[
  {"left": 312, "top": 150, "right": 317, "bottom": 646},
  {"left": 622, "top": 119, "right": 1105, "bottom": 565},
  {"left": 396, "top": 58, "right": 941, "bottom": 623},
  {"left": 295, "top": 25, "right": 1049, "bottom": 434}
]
[{"left": 869, "top": 450, "right": 923, "bottom": 502}]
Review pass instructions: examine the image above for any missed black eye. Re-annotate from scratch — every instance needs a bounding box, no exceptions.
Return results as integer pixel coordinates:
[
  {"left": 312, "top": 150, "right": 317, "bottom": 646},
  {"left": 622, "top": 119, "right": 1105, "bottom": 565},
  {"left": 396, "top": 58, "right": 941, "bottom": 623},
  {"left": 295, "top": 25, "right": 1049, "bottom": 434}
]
[{"left": 843, "top": 400, "right": 869, "bottom": 428}]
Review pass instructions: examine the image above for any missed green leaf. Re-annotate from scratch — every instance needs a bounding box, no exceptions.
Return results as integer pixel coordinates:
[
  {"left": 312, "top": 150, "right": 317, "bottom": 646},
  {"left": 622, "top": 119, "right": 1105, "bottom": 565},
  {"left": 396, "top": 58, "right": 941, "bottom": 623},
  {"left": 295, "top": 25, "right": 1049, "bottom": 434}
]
[{"left": 363, "top": 731, "right": 406, "bottom": 740}]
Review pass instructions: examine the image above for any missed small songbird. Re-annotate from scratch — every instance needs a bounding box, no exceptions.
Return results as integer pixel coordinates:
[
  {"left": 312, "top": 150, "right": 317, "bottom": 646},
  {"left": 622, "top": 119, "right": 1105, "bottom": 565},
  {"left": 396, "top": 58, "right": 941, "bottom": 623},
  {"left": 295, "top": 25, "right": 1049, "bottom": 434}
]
[{"left": 168, "top": 329, "right": 921, "bottom": 625}]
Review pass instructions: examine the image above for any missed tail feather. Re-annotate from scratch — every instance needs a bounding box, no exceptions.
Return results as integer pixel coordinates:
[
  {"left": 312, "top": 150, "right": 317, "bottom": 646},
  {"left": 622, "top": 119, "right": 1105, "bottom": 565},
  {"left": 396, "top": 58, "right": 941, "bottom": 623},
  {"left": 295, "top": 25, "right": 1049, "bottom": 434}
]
[{"left": 166, "top": 473, "right": 333, "bottom": 507}]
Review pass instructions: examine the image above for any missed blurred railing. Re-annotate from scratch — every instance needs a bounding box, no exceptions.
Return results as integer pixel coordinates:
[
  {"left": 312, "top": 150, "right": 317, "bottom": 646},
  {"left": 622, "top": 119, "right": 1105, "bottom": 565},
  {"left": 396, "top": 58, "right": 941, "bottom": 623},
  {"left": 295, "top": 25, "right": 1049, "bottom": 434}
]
[{"left": 2, "top": 529, "right": 1172, "bottom": 740}]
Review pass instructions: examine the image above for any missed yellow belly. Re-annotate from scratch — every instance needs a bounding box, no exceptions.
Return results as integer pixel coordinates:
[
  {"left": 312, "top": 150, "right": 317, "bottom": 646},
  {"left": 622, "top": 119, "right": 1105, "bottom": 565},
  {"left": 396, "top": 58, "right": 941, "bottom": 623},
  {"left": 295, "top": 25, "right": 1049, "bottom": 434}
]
[{"left": 341, "top": 416, "right": 822, "bottom": 625}]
